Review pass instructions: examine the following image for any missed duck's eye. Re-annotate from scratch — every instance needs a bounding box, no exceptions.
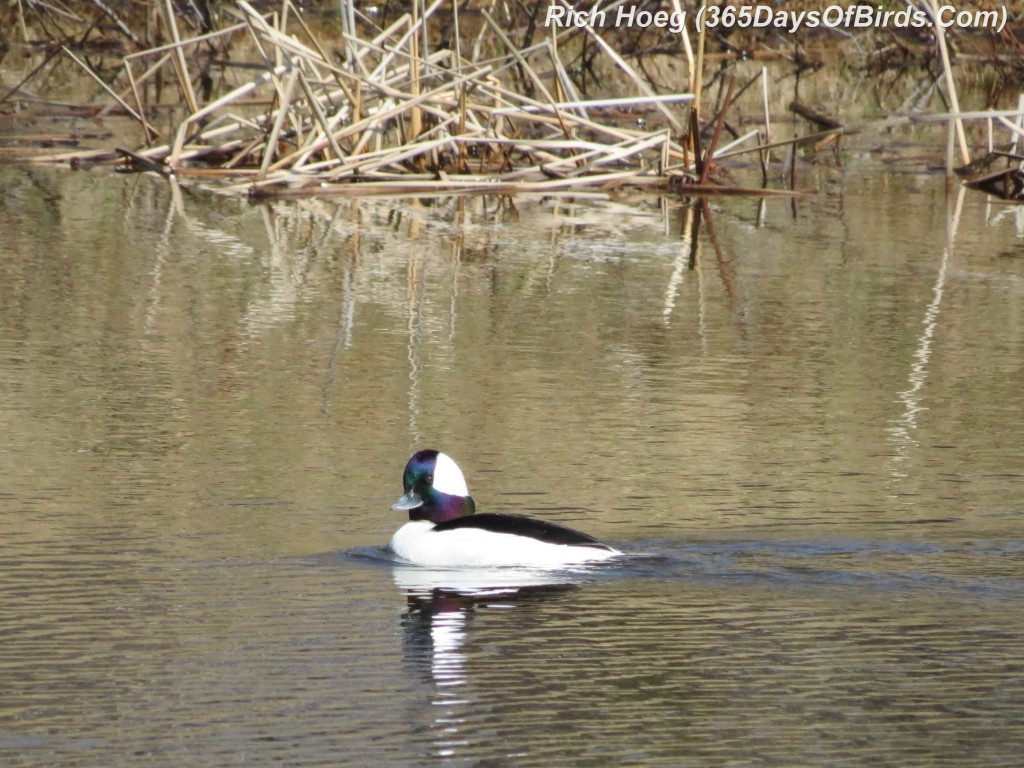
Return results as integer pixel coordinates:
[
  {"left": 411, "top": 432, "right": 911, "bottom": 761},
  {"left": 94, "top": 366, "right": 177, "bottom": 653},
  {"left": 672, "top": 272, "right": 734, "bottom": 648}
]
[{"left": 426, "top": 474, "right": 433, "bottom": 484}]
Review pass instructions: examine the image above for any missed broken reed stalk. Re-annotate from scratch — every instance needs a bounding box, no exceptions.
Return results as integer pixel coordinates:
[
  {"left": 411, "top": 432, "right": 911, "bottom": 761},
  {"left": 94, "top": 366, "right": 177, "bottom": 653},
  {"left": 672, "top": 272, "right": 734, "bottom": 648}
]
[
  {"left": 123, "top": 20, "right": 250, "bottom": 63},
  {"left": 159, "top": 0, "right": 199, "bottom": 115},
  {"left": 944, "top": 120, "right": 956, "bottom": 191},
  {"left": 61, "top": 45, "right": 158, "bottom": 137},
  {"left": 713, "top": 128, "right": 844, "bottom": 161},
  {"left": 339, "top": 0, "right": 356, "bottom": 69},
  {"left": 693, "top": 2, "right": 707, "bottom": 118},
  {"left": 1014, "top": 95, "right": 1024, "bottom": 155},
  {"left": 671, "top": 0, "right": 694, "bottom": 97},
  {"left": 91, "top": 0, "right": 141, "bottom": 46},
  {"left": 574, "top": 18, "right": 683, "bottom": 132},
  {"left": 169, "top": 62, "right": 289, "bottom": 166},
  {"left": 123, "top": 56, "right": 161, "bottom": 142},
  {"left": 259, "top": 66, "right": 300, "bottom": 178},
  {"left": 712, "top": 129, "right": 760, "bottom": 159},
  {"left": 480, "top": 8, "right": 576, "bottom": 141},
  {"left": 298, "top": 69, "right": 348, "bottom": 166},
  {"left": 689, "top": 108, "right": 704, "bottom": 181},
  {"left": 761, "top": 66, "right": 771, "bottom": 163},
  {"left": 482, "top": 103, "right": 689, "bottom": 163},
  {"left": 0, "top": 43, "right": 63, "bottom": 108},
  {"left": 700, "top": 74, "right": 736, "bottom": 184},
  {"left": 285, "top": 2, "right": 357, "bottom": 101},
  {"left": 757, "top": 133, "right": 769, "bottom": 187},
  {"left": 924, "top": 0, "right": 969, "bottom": 171},
  {"left": 409, "top": 0, "right": 423, "bottom": 140}
]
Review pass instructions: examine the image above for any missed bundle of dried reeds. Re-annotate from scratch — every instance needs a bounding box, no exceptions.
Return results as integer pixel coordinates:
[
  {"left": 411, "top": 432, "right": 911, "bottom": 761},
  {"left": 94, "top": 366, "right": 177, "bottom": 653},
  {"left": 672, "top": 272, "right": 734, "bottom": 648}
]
[{"left": 20, "top": 0, "right": 811, "bottom": 198}]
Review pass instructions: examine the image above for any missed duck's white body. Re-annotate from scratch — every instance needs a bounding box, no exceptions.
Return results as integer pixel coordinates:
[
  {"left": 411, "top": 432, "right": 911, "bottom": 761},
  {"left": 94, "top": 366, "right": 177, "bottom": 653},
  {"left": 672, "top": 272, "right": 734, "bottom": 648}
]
[
  {"left": 390, "top": 520, "right": 620, "bottom": 568},
  {"left": 388, "top": 450, "right": 621, "bottom": 569}
]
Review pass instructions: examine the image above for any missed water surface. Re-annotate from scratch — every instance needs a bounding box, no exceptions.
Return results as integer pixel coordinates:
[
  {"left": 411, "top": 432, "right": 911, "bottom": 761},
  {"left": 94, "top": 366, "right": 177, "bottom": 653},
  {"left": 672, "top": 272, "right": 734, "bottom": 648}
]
[{"left": 1, "top": 162, "right": 1022, "bottom": 766}]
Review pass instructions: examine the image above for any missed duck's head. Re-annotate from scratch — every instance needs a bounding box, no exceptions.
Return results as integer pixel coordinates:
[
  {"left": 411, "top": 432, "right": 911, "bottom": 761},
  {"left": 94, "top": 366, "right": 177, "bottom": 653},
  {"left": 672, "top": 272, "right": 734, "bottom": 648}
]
[{"left": 391, "top": 449, "right": 477, "bottom": 523}]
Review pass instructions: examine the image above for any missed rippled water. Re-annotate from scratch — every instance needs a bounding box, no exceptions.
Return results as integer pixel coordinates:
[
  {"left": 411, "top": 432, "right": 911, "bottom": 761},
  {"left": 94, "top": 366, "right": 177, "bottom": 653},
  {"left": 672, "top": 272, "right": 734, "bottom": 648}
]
[{"left": 1, "top": 163, "right": 1022, "bottom": 766}]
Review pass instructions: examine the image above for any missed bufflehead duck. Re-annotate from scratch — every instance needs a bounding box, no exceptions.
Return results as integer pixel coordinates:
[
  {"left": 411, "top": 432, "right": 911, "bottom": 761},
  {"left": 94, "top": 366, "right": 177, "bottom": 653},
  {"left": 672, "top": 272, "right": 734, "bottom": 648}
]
[{"left": 389, "top": 449, "right": 620, "bottom": 568}]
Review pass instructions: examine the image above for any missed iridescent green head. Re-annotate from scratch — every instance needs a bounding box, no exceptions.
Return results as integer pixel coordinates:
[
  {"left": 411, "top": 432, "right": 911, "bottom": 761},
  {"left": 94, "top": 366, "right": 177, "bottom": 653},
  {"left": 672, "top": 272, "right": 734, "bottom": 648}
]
[{"left": 391, "top": 449, "right": 476, "bottom": 523}]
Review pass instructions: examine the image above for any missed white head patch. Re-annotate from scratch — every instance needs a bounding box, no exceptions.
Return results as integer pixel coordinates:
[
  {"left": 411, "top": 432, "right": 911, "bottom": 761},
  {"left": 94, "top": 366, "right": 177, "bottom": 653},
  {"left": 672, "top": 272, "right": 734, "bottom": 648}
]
[{"left": 433, "top": 452, "right": 469, "bottom": 496}]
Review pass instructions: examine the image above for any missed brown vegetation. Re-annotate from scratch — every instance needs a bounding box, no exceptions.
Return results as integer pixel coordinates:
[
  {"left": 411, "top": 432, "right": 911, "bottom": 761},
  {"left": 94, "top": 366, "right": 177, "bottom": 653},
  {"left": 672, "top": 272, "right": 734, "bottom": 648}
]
[{"left": 1, "top": 1, "right": 1023, "bottom": 198}]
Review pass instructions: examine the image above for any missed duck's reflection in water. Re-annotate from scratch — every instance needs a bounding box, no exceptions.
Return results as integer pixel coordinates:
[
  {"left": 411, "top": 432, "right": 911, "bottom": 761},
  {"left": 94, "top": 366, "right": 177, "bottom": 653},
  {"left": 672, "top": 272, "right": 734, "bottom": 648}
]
[{"left": 394, "top": 566, "right": 580, "bottom": 760}]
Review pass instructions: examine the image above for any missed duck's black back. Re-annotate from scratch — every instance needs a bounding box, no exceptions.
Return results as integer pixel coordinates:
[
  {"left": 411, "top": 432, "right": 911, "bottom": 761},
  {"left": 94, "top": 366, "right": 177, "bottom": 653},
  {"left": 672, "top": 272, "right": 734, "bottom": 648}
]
[{"left": 433, "top": 513, "right": 614, "bottom": 550}]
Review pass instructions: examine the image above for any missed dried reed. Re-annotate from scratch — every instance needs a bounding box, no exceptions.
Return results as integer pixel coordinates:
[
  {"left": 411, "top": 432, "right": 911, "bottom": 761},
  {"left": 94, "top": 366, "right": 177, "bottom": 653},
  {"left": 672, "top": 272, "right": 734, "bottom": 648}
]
[{"left": 23, "top": 0, "right": 821, "bottom": 199}]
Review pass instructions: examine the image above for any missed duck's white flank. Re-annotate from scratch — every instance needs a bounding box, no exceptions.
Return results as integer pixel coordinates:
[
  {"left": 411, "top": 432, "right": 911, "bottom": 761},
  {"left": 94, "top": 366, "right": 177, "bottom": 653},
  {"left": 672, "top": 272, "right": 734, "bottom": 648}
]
[
  {"left": 389, "top": 521, "right": 620, "bottom": 568},
  {"left": 432, "top": 452, "right": 469, "bottom": 496}
]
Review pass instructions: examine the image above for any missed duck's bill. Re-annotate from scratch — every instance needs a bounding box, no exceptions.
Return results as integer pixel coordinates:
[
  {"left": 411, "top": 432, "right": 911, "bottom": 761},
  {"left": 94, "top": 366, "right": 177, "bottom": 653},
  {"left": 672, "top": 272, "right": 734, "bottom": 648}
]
[{"left": 391, "top": 491, "right": 423, "bottom": 511}]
